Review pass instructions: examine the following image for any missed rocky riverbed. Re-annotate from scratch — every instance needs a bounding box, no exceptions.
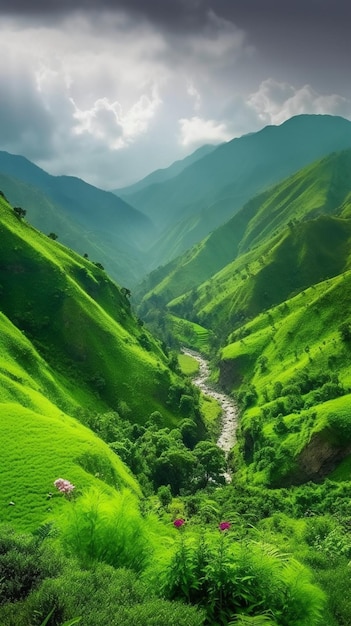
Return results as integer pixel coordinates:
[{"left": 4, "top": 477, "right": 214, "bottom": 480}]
[{"left": 181, "top": 348, "right": 239, "bottom": 458}]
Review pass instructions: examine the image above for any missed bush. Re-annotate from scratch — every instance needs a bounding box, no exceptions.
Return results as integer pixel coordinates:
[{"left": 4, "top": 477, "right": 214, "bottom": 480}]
[
  {"left": 0, "top": 526, "right": 45, "bottom": 604},
  {"left": 13, "top": 563, "right": 205, "bottom": 626},
  {"left": 58, "top": 488, "right": 156, "bottom": 571},
  {"left": 159, "top": 527, "right": 325, "bottom": 625}
]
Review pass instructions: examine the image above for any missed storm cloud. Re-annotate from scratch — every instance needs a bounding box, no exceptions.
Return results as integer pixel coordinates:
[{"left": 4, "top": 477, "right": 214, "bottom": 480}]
[{"left": 0, "top": 0, "right": 350, "bottom": 188}]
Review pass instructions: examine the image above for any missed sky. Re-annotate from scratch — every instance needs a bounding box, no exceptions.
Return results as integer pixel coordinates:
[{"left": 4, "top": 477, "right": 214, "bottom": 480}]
[{"left": 0, "top": 0, "right": 350, "bottom": 190}]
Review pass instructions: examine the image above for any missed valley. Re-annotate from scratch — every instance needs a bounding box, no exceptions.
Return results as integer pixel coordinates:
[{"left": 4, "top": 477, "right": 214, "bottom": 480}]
[
  {"left": 181, "top": 348, "right": 238, "bottom": 458},
  {"left": 2, "top": 114, "right": 351, "bottom": 625}
]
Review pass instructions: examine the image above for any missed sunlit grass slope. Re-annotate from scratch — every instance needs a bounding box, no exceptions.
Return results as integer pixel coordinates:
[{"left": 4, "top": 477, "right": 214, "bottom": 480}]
[
  {"left": 0, "top": 402, "right": 140, "bottom": 531},
  {"left": 0, "top": 308, "right": 140, "bottom": 531},
  {"left": 185, "top": 213, "right": 351, "bottom": 336},
  {"left": 0, "top": 194, "right": 179, "bottom": 422},
  {"left": 0, "top": 194, "right": 195, "bottom": 530},
  {"left": 220, "top": 270, "right": 351, "bottom": 484},
  {"left": 141, "top": 149, "right": 351, "bottom": 315}
]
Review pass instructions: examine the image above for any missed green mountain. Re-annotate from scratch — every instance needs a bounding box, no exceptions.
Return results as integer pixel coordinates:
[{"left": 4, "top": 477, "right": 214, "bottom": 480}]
[
  {"left": 0, "top": 152, "right": 152, "bottom": 286},
  {"left": 137, "top": 148, "right": 351, "bottom": 486},
  {"left": 3, "top": 115, "right": 351, "bottom": 287},
  {"left": 115, "top": 143, "right": 216, "bottom": 196},
  {"left": 3, "top": 119, "right": 351, "bottom": 626},
  {"left": 0, "top": 192, "right": 202, "bottom": 531},
  {"left": 138, "top": 149, "right": 351, "bottom": 305},
  {"left": 126, "top": 114, "right": 351, "bottom": 272}
]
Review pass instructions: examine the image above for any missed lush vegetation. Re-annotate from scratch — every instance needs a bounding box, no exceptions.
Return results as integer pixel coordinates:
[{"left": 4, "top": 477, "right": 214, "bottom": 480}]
[
  {"left": 130, "top": 147, "right": 351, "bottom": 624},
  {"left": 3, "top": 127, "right": 351, "bottom": 625}
]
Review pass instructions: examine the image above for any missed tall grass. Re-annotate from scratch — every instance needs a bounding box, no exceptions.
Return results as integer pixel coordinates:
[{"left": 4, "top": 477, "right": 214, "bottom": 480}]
[
  {"left": 58, "top": 487, "right": 168, "bottom": 572},
  {"left": 157, "top": 527, "right": 325, "bottom": 626}
]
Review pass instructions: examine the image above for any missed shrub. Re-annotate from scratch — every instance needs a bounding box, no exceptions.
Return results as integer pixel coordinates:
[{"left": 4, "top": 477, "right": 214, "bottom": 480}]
[
  {"left": 58, "top": 488, "right": 156, "bottom": 571},
  {"left": 19, "top": 564, "right": 205, "bottom": 626},
  {"left": 0, "top": 526, "right": 45, "bottom": 604},
  {"left": 159, "top": 527, "right": 325, "bottom": 625}
]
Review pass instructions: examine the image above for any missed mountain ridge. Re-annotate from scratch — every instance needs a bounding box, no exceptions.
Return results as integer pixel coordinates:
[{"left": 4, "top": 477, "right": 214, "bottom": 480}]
[{"left": 123, "top": 114, "right": 351, "bottom": 272}]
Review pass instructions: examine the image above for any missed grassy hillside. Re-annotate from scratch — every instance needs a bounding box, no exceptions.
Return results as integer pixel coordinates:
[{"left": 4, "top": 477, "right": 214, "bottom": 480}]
[
  {"left": 220, "top": 269, "right": 351, "bottom": 486},
  {"left": 0, "top": 193, "right": 204, "bottom": 531},
  {"left": 0, "top": 308, "right": 140, "bottom": 531},
  {"left": 136, "top": 148, "right": 351, "bottom": 489},
  {"left": 0, "top": 153, "right": 152, "bottom": 286},
  {"left": 128, "top": 115, "right": 351, "bottom": 271},
  {"left": 138, "top": 149, "right": 351, "bottom": 306}
]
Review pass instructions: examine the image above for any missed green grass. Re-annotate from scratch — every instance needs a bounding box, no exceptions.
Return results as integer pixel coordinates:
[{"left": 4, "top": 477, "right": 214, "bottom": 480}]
[
  {"left": 168, "top": 315, "right": 212, "bottom": 354},
  {"left": 0, "top": 194, "right": 204, "bottom": 532},
  {"left": 0, "top": 402, "right": 140, "bottom": 531},
  {"left": 199, "top": 394, "right": 222, "bottom": 439},
  {"left": 178, "top": 353, "right": 199, "bottom": 376}
]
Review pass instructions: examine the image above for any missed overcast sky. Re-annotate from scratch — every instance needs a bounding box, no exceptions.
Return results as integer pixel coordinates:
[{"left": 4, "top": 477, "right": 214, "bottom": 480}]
[{"left": 0, "top": 0, "right": 350, "bottom": 189}]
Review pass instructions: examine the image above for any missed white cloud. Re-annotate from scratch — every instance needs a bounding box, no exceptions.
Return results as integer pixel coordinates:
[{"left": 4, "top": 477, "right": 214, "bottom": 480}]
[
  {"left": 178, "top": 116, "right": 231, "bottom": 148},
  {"left": 71, "top": 87, "right": 162, "bottom": 149},
  {"left": 0, "top": 7, "right": 349, "bottom": 190},
  {"left": 248, "top": 79, "right": 351, "bottom": 125}
]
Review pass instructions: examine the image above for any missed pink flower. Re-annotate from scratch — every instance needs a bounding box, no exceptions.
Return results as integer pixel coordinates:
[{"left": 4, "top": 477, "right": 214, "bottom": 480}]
[
  {"left": 219, "top": 521, "right": 231, "bottom": 531},
  {"left": 54, "top": 478, "right": 75, "bottom": 494},
  {"left": 173, "top": 518, "right": 185, "bottom": 528}
]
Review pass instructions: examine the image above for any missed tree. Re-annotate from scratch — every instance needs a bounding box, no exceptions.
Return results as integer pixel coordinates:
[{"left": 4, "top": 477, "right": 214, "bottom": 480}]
[
  {"left": 257, "top": 355, "right": 268, "bottom": 373},
  {"left": 121, "top": 287, "right": 132, "bottom": 298},
  {"left": 180, "top": 419, "right": 198, "bottom": 449},
  {"left": 193, "top": 440, "right": 226, "bottom": 487},
  {"left": 339, "top": 322, "right": 351, "bottom": 343},
  {"left": 13, "top": 206, "right": 26, "bottom": 219},
  {"left": 157, "top": 484, "right": 172, "bottom": 507},
  {"left": 48, "top": 232, "right": 58, "bottom": 240},
  {"left": 154, "top": 448, "right": 196, "bottom": 495}
]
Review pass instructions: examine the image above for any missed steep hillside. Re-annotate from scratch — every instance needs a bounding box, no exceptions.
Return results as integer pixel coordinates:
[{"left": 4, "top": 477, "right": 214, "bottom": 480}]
[
  {"left": 138, "top": 149, "right": 351, "bottom": 308},
  {"left": 134, "top": 147, "right": 351, "bottom": 489},
  {"left": 127, "top": 115, "right": 351, "bottom": 270},
  {"left": 0, "top": 193, "right": 202, "bottom": 529},
  {"left": 115, "top": 143, "right": 216, "bottom": 196},
  {"left": 220, "top": 270, "right": 351, "bottom": 487},
  {"left": 0, "top": 153, "right": 152, "bottom": 286},
  {"left": 170, "top": 213, "right": 351, "bottom": 341}
]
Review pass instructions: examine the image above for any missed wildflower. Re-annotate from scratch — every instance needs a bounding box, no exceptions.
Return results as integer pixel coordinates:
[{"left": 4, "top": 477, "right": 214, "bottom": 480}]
[
  {"left": 173, "top": 518, "right": 185, "bottom": 528},
  {"left": 54, "top": 478, "right": 75, "bottom": 495},
  {"left": 219, "top": 521, "right": 231, "bottom": 531}
]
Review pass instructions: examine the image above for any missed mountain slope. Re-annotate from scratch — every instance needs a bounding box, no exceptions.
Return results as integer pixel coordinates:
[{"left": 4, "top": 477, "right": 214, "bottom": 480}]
[
  {"left": 115, "top": 143, "right": 216, "bottom": 196},
  {"left": 0, "top": 152, "right": 152, "bottom": 286},
  {"left": 127, "top": 115, "right": 351, "bottom": 271},
  {"left": 0, "top": 193, "right": 200, "bottom": 529},
  {"left": 138, "top": 149, "right": 351, "bottom": 308},
  {"left": 220, "top": 269, "right": 351, "bottom": 486}
]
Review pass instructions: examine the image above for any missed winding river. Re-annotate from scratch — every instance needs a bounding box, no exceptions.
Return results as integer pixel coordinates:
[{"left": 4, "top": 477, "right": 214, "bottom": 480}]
[{"left": 181, "top": 348, "right": 239, "bottom": 460}]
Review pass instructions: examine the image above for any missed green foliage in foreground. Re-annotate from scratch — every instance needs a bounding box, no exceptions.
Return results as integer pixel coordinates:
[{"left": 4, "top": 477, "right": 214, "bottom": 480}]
[
  {"left": 157, "top": 527, "right": 325, "bottom": 626},
  {"left": 0, "top": 402, "right": 140, "bottom": 531},
  {"left": 0, "top": 524, "right": 204, "bottom": 626},
  {"left": 0, "top": 507, "right": 327, "bottom": 626},
  {"left": 57, "top": 487, "right": 164, "bottom": 571}
]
